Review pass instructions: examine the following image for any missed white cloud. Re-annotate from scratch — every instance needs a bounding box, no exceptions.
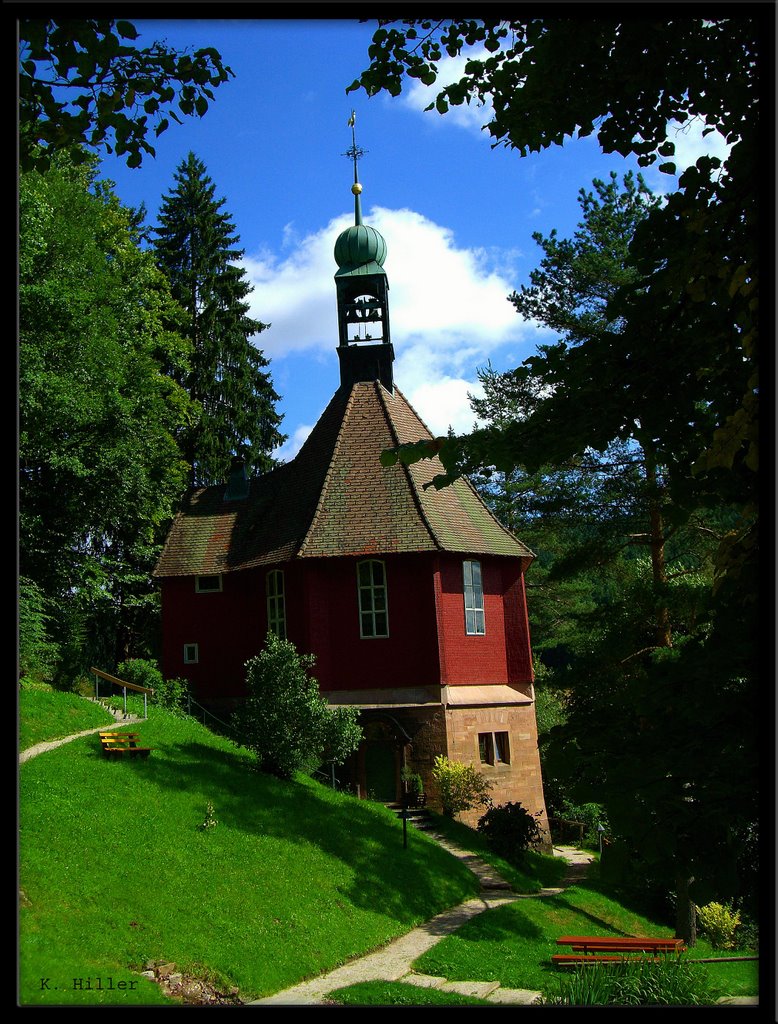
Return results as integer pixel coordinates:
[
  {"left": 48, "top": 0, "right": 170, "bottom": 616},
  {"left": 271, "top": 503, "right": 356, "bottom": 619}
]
[
  {"left": 398, "top": 49, "right": 494, "bottom": 135},
  {"left": 403, "top": 375, "right": 486, "bottom": 437},
  {"left": 667, "top": 118, "right": 730, "bottom": 170},
  {"left": 645, "top": 118, "right": 731, "bottom": 192},
  {"left": 244, "top": 205, "right": 536, "bottom": 440}
]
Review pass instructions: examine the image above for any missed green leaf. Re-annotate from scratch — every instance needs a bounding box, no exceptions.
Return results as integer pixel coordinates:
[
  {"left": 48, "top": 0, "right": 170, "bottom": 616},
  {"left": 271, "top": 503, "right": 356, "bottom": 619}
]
[{"left": 115, "top": 21, "right": 139, "bottom": 40}]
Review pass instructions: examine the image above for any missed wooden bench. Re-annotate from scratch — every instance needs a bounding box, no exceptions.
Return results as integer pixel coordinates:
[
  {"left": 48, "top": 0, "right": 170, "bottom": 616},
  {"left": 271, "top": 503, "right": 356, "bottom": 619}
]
[
  {"left": 553, "top": 935, "right": 686, "bottom": 966},
  {"left": 99, "top": 732, "right": 154, "bottom": 759}
]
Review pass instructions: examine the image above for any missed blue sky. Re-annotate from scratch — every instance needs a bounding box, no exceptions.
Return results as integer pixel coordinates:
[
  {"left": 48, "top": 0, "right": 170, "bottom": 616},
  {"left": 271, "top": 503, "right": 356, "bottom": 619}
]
[{"left": 94, "top": 17, "right": 728, "bottom": 462}]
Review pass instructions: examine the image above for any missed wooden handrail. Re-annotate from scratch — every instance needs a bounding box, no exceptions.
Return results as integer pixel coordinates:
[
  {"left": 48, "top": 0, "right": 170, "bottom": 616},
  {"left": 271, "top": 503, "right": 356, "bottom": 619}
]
[{"left": 90, "top": 667, "right": 155, "bottom": 695}]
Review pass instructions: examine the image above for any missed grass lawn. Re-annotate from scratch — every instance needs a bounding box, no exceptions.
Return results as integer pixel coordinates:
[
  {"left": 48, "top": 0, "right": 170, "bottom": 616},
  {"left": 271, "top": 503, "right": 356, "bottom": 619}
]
[
  {"left": 19, "top": 705, "right": 481, "bottom": 1005},
  {"left": 19, "top": 680, "right": 115, "bottom": 749},
  {"left": 412, "top": 873, "right": 759, "bottom": 1004},
  {"left": 328, "top": 980, "right": 494, "bottom": 1005},
  {"left": 19, "top": 688, "right": 758, "bottom": 1008}
]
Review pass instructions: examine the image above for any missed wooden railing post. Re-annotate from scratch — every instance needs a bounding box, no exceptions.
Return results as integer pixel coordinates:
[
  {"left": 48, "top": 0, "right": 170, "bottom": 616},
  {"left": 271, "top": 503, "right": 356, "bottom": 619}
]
[{"left": 90, "top": 668, "right": 154, "bottom": 721}]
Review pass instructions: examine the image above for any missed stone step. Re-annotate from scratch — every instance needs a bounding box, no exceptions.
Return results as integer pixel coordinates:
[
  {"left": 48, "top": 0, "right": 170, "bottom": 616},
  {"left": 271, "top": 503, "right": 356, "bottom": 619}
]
[
  {"left": 403, "top": 972, "right": 541, "bottom": 1005},
  {"left": 402, "top": 974, "right": 500, "bottom": 999},
  {"left": 486, "top": 986, "right": 543, "bottom": 1005}
]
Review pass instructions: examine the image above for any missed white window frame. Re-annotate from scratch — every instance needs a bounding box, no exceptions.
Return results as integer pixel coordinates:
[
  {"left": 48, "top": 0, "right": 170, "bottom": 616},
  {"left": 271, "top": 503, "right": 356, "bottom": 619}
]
[
  {"left": 478, "top": 730, "right": 510, "bottom": 766},
  {"left": 357, "top": 559, "right": 389, "bottom": 638},
  {"left": 183, "top": 643, "right": 199, "bottom": 664},
  {"left": 195, "top": 574, "right": 223, "bottom": 593},
  {"left": 266, "top": 569, "right": 286, "bottom": 639},
  {"left": 463, "top": 559, "right": 485, "bottom": 635}
]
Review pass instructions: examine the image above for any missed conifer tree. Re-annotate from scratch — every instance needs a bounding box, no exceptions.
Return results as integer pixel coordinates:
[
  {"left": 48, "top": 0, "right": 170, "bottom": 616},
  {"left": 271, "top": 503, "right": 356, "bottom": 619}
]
[{"left": 153, "top": 152, "right": 285, "bottom": 486}]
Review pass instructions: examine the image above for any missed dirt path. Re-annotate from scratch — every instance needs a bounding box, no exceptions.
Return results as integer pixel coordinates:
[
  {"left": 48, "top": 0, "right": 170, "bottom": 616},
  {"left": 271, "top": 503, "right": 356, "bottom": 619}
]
[{"left": 19, "top": 715, "right": 145, "bottom": 764}]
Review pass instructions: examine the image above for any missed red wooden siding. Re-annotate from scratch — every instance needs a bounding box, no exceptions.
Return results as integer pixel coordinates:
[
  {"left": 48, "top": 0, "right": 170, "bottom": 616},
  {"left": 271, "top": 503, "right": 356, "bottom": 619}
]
[
  {"left": 160, "top": 551, "right": 532, "bottom": 700},
  {"left": 300, "top": 555, "right": 441, "bottom": 692},
  {"left": 433, "top": 554, "right": 533, "bottom": 686}
]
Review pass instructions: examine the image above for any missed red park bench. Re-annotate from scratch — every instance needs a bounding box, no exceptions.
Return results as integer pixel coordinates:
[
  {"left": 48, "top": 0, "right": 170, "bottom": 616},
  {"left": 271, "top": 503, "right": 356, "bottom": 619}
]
[{"left": 552, "top": 935, "right": 686, "bottom": 966}]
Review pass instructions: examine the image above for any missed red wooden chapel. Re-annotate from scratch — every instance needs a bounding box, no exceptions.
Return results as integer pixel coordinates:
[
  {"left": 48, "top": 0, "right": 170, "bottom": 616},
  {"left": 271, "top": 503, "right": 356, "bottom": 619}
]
[{"left": 154, "top": 140, "right": 550, "bottom": 833}]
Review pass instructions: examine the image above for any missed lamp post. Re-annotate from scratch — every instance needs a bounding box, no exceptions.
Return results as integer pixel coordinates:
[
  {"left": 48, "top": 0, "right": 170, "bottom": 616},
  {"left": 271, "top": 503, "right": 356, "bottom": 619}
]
[{"left": 597, "top": 823, "right": 606, "bottom": 856}]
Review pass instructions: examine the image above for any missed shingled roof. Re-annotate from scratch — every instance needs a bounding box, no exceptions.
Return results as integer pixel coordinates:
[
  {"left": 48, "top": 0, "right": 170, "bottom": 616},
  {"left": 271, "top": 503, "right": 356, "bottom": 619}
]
[{"left": 153, "top": 380, "right": 534, "bottom": 577}]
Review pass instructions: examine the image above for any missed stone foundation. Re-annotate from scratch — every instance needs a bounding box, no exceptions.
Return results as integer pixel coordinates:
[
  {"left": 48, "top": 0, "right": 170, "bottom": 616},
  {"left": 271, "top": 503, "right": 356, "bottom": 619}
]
[
  {"left": 442, "top": 700, "right": 550, "bottom": 849},
  {"left": 336, "top": 687, "right": 550, "bottom": 853}
]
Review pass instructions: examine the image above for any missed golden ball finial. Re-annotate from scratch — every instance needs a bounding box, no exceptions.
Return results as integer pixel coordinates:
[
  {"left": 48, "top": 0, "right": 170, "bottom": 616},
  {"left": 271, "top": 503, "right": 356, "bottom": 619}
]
[{"left": 351, "top": 183, "right": 363, "bottom": 195}]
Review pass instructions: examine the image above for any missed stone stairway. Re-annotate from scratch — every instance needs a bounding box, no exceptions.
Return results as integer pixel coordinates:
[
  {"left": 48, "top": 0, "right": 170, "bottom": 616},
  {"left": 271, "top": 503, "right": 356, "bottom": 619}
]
[{"left": 387, "top": 804, "right": 522, "bottom": 892}]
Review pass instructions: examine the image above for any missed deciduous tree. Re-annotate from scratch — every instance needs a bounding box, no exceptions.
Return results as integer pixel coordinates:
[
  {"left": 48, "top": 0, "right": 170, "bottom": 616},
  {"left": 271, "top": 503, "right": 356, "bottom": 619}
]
[
  {"left": 359, "top": 26, "right": 763, "bottom": 927},
  {"left": 356, "top": 14, "right": 762, "bottom": 583},
  {"left": 19, "top": 152, "right": 196, "bottom": 674},
  {"left": 19, "top": 18, "right": 233, "bottom": 171}
]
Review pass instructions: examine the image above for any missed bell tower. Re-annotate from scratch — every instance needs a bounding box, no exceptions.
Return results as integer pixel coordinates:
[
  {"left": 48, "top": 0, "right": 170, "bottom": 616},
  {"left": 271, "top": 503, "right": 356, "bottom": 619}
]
[{"left": 334, "top": 112, "right": 394, "bottom": 393}]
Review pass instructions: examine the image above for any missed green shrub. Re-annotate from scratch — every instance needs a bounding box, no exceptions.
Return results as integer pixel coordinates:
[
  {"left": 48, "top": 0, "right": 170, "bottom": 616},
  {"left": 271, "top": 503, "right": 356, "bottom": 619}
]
[
  {"left": 116, "top": 658, "right": 163, "bottom": 691},
  {"left": 155, "top": 676, "right": 191, "bottom": 715},
  {"left": 401, "top": 767, "right": 424, "bottom": 805},
  {"left": 71, "top": 675, "right": 95, "bottom": 697},
  {"left": 431, "top": 755, "right": 492, "bottom": 818},
  {"left": 235, "top": 633, "right": 362, "bottom": 779},
  {"left": 697, "top": 901, "right": 741, "bottom": 950},
  {"left": 560, "top": 799, "right": 609, "bottom": 849},
  {"left": 116, "top": 659, "right": 190, "bottom": 715},
  {"left": 733, "top": 909, "right": 758, "bottom": 952},
  {"left": 476, "top": 801, "right": 544, "bottom": 864}
]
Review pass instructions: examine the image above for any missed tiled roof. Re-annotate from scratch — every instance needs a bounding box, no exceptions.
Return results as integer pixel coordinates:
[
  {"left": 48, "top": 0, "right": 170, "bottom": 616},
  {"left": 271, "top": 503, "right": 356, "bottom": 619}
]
[{"left": 153, "top": 381, "right": 534, "bottom": 577}]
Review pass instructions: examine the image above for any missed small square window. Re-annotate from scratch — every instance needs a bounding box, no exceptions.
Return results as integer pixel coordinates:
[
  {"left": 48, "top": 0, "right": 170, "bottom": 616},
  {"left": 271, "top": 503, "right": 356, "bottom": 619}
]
[
  {"left": 478, "top": 731, "right": 510, "bottom": 765},
  {"left": 196, "top": 575, "right": 222, "bottom": 593},
  {"left": 183, "top": 643, "right": 199, "bottom": 664}
]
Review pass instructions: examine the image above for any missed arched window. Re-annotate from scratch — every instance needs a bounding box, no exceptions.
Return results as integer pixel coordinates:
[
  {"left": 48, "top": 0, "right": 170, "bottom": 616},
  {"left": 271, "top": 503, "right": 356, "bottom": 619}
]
[
  {"left": 463, "top": 560, "right": 485, "bottom": 635},
  {"left": 357, "top": 560, "right": 389, "bottom": 638},
  {"left": 266, "top": 570, "right": 286, "bottom": 639}
]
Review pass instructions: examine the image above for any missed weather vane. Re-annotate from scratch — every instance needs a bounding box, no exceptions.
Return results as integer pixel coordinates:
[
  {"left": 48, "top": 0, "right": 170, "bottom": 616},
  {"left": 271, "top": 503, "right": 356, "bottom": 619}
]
[{"left": 343, "top": 110, "right": 367, "bottom": 190}]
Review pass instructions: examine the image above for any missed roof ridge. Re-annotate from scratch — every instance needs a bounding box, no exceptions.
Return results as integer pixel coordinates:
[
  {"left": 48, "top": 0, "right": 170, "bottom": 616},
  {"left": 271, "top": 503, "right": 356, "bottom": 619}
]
[
  {"left": 379, "top": 384, "right": 443, "bottom": 550},
  {"left": 296, "top": 386, "right": 359, "bottom": 558}
]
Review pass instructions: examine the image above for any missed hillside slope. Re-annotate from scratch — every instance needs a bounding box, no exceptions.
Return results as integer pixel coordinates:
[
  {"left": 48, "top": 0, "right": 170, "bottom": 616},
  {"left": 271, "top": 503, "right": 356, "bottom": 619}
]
[{"left": 19, "top": 705, "right": 479, "bottom": 1005}]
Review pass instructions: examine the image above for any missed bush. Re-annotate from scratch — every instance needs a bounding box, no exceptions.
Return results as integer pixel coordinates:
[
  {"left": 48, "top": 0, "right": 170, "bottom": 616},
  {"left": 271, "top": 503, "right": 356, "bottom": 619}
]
[
  {"left": 116, "top": 658, "right": 163, "bottom": 692},
  {"left": 401, "top": 767, "right": 424, "bottom": 806},
  {"left": 154, "top": 677, "right": 191, "bottom": 715},
  {"left": 559, "top": 799, "right": 609, "bottom": 849},
  {"left": 116, "top": 659, "right": 190, "bottom": 715},
  {"left": 236, "top": 633, "right": 362, "bottom": 779},
  {"left": 734, "top": 911, "right": 758, "bottom": 952},
  {"left": 477, "top": 802, "right": 544, "bottom": 865},
  {"left": 431, "top": 755, "right": 492, "bottom": 818},
  {"left": 697, "top": 901, "right": 741, "bottom": 950}
]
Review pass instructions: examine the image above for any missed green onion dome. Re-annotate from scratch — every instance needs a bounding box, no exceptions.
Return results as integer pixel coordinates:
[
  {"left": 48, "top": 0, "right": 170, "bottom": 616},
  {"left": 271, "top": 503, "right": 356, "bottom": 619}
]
[{"left": 334, "top": 222, "right": 387, "bottom": 272}]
